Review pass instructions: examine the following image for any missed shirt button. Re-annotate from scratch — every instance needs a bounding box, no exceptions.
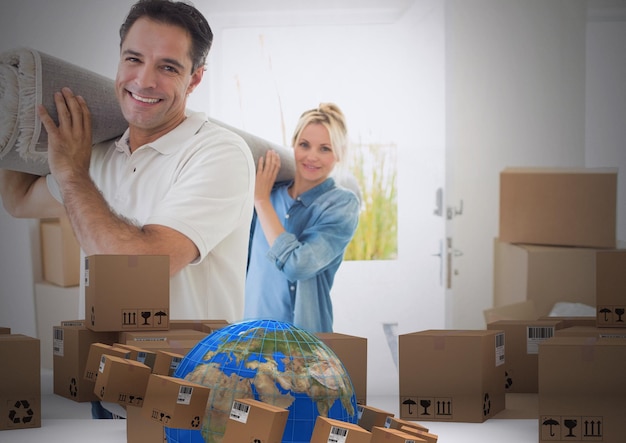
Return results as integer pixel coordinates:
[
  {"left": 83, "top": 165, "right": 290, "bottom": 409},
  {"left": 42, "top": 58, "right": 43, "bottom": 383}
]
[
  {"left": 290, "top": 286, "right": 295, "bottom": 291},
  {"left": 285, "top": 214, "right": 290, "bottom": 219}
]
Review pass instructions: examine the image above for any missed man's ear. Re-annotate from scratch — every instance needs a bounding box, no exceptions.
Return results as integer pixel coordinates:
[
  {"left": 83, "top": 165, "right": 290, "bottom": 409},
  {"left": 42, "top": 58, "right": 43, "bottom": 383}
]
[{"left": 187, "top": 66, "right": 204, "bottom": 95}]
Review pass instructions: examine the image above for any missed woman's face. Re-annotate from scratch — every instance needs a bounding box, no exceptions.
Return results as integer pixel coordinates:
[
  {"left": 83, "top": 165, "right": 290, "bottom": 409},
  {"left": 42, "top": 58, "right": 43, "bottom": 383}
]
[{"left": 293, "top": 122, "right": 338, "bottom": 189}]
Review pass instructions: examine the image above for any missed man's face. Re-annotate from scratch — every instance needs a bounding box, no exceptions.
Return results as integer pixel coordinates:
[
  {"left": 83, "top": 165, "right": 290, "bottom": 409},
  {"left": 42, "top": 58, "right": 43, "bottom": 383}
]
[{"left": 115, "top": 17, "right": 203, "bottom": 141}]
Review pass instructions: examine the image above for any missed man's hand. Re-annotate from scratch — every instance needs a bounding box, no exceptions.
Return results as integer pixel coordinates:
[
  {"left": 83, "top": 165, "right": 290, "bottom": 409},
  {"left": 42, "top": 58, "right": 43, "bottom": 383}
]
[{"left": 38, "top": 87, "right": 93, "bottom": 184}]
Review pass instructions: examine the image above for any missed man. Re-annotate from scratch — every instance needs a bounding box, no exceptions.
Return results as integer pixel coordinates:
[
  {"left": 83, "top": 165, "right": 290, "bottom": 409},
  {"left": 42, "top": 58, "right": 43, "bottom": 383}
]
[{"left": 0, "top": 0, "right": 254, "bottom": 323}]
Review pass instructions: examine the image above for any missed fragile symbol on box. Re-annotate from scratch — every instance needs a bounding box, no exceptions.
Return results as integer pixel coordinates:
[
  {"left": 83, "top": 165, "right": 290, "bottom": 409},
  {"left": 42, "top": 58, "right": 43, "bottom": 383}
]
[
  {"left": 151, "top": 408, "right": 172, "bottom": 424},
  {"left": 415, "top": 397, "right": 452, "bottom": 420},
  {"left": 541, "top": 415, "right": 603, "bottom": 441}
]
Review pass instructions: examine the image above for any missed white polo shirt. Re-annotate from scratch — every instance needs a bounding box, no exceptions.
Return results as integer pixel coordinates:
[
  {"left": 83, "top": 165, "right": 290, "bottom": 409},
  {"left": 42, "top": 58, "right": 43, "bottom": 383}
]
[{"left": 48, "top": 111, "right": 255, "bottom": 322}]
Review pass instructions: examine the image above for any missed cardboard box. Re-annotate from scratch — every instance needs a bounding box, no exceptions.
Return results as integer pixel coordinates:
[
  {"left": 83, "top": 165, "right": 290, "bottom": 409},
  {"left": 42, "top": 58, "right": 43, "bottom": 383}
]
[
  {"left": 53, "top": 324, "right": 118, "bottom": 402},
  {"left": 484, "top": 300, "right": 539, "bottom": 324},
  {"left": 310, "top": 416, "right": 371, "bottom": 443},
  {"left": 169, "top": 319, "right": 229, "bottom": 333},
  {"left": 84, "top": 342, "right": 131, "bottom": 382},
  {"left": 555, "top": 325, "right": 626, "bottom": 338},
  {"left": 40, "top": 216, "right": 80, "bottom": 287},
  {"left": 493, "top": 239, "right": 598, "bottom": 316},
  {"left": 537, "top": 316, "right": 596, "bottom": 329},
  {"left": 94, "top": 354, "right": 151, "bottom": 407},
  {"left": 499, "top": 167, "right": 617, "bottom": 248},
  {"left": 113, "top": 343, "right": 158, "bottom": 371},
  {"left": 384, "top": 416, "right": 429, "bottom": 433},
  {"left": 399, "top": 426, "right": 438, "bottom": 443},
  {"left": 84, "top": 254, "right": 170, "bottom": 331},
  {"left": 127, "top": 405, "right": 166, "bottom": 443},
  {"left": 399, "top": 329, "right": 505, "bottom": 423},
  {"left": 141, "top": 374, "right": 210, "bottom": 429},
  {"left": 538, "top": 336, "right": 626, "bottom": 443},
  {"left": 487, "top": 319, "right": 564, "bottom": 393},
  {"left": 222, "top": 398, "right": 289, "bottom": 443},
  {"left": 357, "top": 404, "right": 394, "bottom": 431},
  {"left": 371, "top": 426, "right": 425, "bottom": 443},
  {"left": 152, "top": 350, "right": 185, "bottom": 376},
  {"left": 118, "top": 329, "right": 208, "bottom": 354},
  {"left": 316, "top": 332, "right": 367, "bottom": 405},
  {"left": 0, "top": 335, "right": 41, "bottom": 431},
  {"left": 596, "top": 250, "right": 626, "bottom": 327}
]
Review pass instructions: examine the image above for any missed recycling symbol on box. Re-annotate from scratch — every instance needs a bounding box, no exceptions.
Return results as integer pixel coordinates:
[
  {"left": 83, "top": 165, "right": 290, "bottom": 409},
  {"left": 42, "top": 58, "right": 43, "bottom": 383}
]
[{"left": 8, "top": 400, "right": 35, "bottom": 424}]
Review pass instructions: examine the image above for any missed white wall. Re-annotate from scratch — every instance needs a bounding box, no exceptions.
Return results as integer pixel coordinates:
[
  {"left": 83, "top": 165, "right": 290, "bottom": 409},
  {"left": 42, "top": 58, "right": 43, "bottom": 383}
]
[{"left": 1, "top": 0, "right": 625, "bottom": 384}]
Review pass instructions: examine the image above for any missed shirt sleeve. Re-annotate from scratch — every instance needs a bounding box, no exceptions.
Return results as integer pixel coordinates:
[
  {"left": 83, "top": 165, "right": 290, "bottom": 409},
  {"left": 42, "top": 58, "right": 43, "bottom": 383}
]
[{"left": 267, "top": 190, "right": 360, "bottom": 281}]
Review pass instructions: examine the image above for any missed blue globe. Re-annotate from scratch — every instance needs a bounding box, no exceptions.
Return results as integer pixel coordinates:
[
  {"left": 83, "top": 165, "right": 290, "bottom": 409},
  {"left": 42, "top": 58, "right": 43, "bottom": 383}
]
[{"left": 165, "top": 319, "right": 358, "bottom": 443}]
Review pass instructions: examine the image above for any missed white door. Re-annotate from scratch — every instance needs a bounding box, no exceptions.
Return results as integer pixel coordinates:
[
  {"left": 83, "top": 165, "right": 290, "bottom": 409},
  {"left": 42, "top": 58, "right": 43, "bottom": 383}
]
[{"left": 195, "top": 0, "right": 447, "bottom": 398}]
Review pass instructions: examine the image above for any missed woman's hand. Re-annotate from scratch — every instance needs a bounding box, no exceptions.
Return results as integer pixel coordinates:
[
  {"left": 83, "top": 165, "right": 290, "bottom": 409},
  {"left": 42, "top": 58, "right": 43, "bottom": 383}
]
[{"left": 255, "top": 150, "right": 280, "bottom": 203}]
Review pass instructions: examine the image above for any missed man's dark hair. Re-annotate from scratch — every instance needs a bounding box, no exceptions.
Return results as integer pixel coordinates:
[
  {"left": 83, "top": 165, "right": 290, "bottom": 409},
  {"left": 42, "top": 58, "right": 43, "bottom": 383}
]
[{"left": 119, "top": 0, "right": 212, "bottom": 72}]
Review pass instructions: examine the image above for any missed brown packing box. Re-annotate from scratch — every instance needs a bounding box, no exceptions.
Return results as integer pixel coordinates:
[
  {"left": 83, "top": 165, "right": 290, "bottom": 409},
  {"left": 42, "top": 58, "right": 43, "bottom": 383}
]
[
  {"left": 152, "top": 350, "right": 185, "bottom": 376},
  {"left": 498, "top": 167, "right": 617, "bottom": 248},
  {"left": 316, "top": 332, "right": 367, "bottom": 405},
  {"left": 555, "top": 325, "right": 626, "bottom": 338},
  {"left": 310, "top": 416, "right": 372, "bottom": 443},
  {"left": 371, "top": 426, "right": 426, "bottom": 443},
  {"left": 537, "top": 316, "right": 596, "bottom": 328},
  {"left": 0, "top": 334, "right": 41, "bottom": 431},
  {"left": 487, "top": 319, "right": 565, "bottom": 393},
  {"left": 94, "top": 354, "right": 151, "bottom": 407},
  {"left": 222, "top": 398, "right": 289, "bottom": 443},
  {"left": 85, "top": 254, "right": 170, "bottom": 331},
  {"left": 40, "top": 216, "right": 80, "bottom": 287},
  {"left": 483, "top": 300, "right": 539, "bottom": 324},
  {"left": 113, "top": 343, "right": 158, "bottom": 371},
  {"left": 385, "top": 416, "right": 429, "bottom": 433},
  {"left": 538, "top": 336, "right": 626, "bottom": 443},
  {"left": 357, "top": 404, "right": 394, "bottom": 431},
  {"left": 596, "top": 250, "right": 626, "bottom": 327},
  {"left": 118, "top": 329, "right": 208, "bottom": 354},
  {"left": 493, "top": 239, "right": 599, "bottom": 316},
  {"left": 399, "top": 329, "right": 505, "bottom": 423},
  {"left": 399, "top": 426, "right": 438, "bottom": 443},
  {"left": 141, "top": 374, "right": 210, "bottom": 430},
  {"left": 169, "top": 319, "right": 229, "bottom": 333},
  {"left": 53, "top": 324, "right": 118, "bottom": 402},
  {"left": 127, "top": 405, "right": 166, "bottom": 443},
  {"left": 84, "top": 342, "right": 131, "bottom": 382}
]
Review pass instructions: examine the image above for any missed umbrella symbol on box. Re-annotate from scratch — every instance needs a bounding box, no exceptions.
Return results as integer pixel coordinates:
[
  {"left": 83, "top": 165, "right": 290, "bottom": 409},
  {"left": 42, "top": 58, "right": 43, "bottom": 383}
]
[
  {"left": 155, "top": 311, "right": 168, "bottom": 325},
  {"left": 543, "top": 418, "right": 559, "bottom": 437},
  {"left": 402, "top": 398, "right": 417, "bottom": 414},
  {"left": 599, "top": 308, "right": 612, "bottom": 321}
]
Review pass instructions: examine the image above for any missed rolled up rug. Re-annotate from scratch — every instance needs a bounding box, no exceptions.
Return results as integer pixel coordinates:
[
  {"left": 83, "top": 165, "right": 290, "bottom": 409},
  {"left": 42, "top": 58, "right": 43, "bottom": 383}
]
[
  {"left": 0, "top": 46, "right": 296, "bottom": 181},
  {"left": 0, "top": 47, "right": 128, "bottom": 175}
]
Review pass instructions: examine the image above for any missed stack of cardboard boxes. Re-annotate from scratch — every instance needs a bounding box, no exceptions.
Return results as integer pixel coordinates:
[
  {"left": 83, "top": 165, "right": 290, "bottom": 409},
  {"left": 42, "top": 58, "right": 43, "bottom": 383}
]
[
  {"left": 0, "top": 328, "right": 41, "bottom": 432},
  {"left": 490, "top": 167, "right": 626, "bottom": 443},
  {"left": 49, "top": 253, "right": 381, "bottom": 442}
]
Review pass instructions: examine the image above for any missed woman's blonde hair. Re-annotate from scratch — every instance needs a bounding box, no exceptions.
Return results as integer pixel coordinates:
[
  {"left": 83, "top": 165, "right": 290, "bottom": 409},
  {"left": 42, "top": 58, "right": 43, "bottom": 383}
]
[{"left": 291, "top": 103, "right": 348, "bottom": 164}]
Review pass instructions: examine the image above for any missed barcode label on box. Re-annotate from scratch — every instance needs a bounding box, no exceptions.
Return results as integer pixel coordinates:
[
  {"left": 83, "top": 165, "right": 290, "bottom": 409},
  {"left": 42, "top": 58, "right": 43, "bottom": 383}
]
[
  {"left": 526, "top": 326, "right": 554, "bottom": 354},
  {"left": 98, "top": 355, "right": 107, "bottom": 373},
  {"left": 384, "top": 416, "right": 392, "bottom": 428},
  {"left": 495, "top": 332, "right": 505, "bottom": 366},
  {"left": 53, "top": 327, "right": 64, "bottom": 357},
  {"left": 170, "top": 357, "right": 182, "bottom": 372},
  {"left": 229, "top": 400, "right": 250, "bottom": 423},
  {"left": 327, "top": 425, "right": 348, "bottom": 443},
  {"left": 176, "top": 386, "right": 193, "bottom": 405},
  {"left": 357, "top": 404, "right": 364, "bottom": 420}
]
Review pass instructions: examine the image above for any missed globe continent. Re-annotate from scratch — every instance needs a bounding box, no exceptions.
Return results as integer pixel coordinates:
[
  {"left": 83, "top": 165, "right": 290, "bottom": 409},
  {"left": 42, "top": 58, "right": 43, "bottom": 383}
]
[{"left": 165, "top": 319, "right": 358, "bottom": 443}]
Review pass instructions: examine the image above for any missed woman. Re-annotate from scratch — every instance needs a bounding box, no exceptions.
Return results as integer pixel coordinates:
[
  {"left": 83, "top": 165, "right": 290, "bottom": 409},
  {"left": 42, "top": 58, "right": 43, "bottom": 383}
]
[{"left": 244, "top": 103, "right": 360, "bottom": 333}]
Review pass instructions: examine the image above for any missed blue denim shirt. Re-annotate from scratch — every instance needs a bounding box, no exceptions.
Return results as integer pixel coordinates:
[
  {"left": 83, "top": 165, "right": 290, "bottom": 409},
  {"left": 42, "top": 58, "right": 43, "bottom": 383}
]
[{"left": 244, "top": 177, "right": 360, "bottom": 332}]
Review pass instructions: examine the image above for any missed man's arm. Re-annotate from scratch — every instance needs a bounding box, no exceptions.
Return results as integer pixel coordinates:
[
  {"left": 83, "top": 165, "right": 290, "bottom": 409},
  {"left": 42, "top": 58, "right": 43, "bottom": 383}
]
[
  {"left": 36, "top": 88, "right": 199, "bottom": 277},
  {"left": 0, "top": 170, "right": 65, "bottom": 218}
]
